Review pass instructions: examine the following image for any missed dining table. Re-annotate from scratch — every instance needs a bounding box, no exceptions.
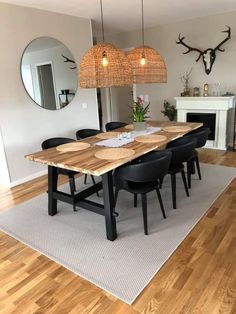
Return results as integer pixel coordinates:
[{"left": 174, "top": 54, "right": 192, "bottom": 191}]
[{"left": 25, "top": 121, "right": 202, "bottom": 241}]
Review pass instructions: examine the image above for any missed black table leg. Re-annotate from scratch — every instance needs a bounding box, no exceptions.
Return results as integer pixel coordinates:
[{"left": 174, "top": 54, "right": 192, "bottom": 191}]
[
  {"left": 48, "top": 166, "right": 58, "bottom": 216},
  {"left": 102, "top": 171, "right": 117, "bottom": 241}
]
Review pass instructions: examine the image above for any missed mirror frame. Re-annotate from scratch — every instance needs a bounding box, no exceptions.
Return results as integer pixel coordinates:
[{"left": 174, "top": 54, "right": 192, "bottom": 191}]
[{"left": 20, "top": 36, "right": 78, "bottom": 110}]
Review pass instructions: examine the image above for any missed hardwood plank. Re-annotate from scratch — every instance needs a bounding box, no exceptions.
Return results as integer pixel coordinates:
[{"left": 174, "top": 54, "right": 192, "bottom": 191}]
[{"left": 0, "top": 148, "right": 235, "bottom": 313}]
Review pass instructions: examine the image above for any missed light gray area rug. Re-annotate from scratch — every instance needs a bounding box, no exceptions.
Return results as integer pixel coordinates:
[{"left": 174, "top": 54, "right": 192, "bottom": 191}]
[{"left": 0, "top": 163, "right": 235, "bottom": 304}]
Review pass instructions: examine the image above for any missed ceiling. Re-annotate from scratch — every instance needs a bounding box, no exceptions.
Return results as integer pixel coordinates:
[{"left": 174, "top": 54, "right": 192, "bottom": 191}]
[{"left": 2, "top": 0, "right": 236, "bottom": 35}]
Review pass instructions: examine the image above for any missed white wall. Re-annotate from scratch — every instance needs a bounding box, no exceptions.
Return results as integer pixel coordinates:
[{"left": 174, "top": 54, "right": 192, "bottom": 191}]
[
  {"left": 0, "top": 128, "right": 10, "bottom": 186},
  {"left": 107, "top": 11, "right": 236, "bottom": 121},
  {"left": 0, "top": 3, "right": 99, "bottom": 186}
]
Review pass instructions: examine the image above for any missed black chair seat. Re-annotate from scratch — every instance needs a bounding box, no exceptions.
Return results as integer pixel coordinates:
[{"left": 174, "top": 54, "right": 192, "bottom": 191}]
[
  {"left": 166, "top": 137, "right": 197, "bottom": 209},
  {"left": 184, "top": 128, "right": 210, "bottom": 188},
  {"left": 41, "top": 137, "right": 78, "bottom": 211},
  {"left": 105, "top": 121, "right": 127, "bottom": 131},
  {"left": 114, "top": 151, "right": 172, "bottom": 235},
  {"left": 168, "top": 163, "right": 184, "bottom": 175},
  {"left": 42, "top": 138, "right": 77, "bottom": 178},
  {"left": 76, "top": 128, "right": 103, "bottom": 139},
  {"left": 125, "top": 181, "right": 158, "bottom": 194},
  {"left": 75, "top": 128, "right": 103, "bottom": 196}
]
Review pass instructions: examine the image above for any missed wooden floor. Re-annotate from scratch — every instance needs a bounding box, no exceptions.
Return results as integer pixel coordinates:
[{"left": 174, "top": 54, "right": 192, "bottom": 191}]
[{"left": 0, "top": 149, "right": 236, "bottom": 313}]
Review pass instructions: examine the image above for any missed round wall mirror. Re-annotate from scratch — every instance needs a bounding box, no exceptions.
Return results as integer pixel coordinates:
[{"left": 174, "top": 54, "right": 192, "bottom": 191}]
[{"left": 21, "top": 37, "right": 77, "bottom": 110}]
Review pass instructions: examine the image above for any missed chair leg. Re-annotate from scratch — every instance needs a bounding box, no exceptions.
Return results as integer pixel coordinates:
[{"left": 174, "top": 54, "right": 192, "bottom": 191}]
[
  {"left": 69, "top": 175, "right": 77, "bottom": 211},
  {"left": 90, "top": 175, "right": 99, "bottom": 197},
  {"left": 134, "top": 193, "right": 137, "bottom": 207},
  {"left": 141, "top": 193, "right": 148, "bottom": 235},
  {"left": 159, "top": 177, "right": 164, "bottom": 189},
  {"left": 84, "top": 174, "right": 87, "bottom": 185},
  {"left": 190, "top": 159, "right": 196, "bottom": 174},
  {"left": 170, "top": 174, "right": 177, "bottom": 209},
  {"left": 195, "top": 155, "right": 202, "bottom": 180},
  {"left": 187, "top": 160, "right": 192, "bottom": 189},
  {"left": 156, "top": 188, "right": 166, "bottom": 219},
  {"left": 181, "top": 170, "right": 190, "bottom": 197}
]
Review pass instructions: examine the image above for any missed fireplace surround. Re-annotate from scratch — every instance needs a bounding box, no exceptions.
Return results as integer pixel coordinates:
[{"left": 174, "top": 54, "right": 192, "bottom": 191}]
[
  {"left": 186, "top": 113, "right": 216, "bottom": 140},
  {"left": 175, "top": 96, "right": 235, "bottom": 150}
]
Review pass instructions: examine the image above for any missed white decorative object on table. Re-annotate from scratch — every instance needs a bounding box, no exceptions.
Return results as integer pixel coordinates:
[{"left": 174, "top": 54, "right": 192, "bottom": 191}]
[
  {"left": 133, "top": 121, "right": 147, "bottom": 132},
  {"left": 96, "top": 127, "right": 161, "bottom": 148}
]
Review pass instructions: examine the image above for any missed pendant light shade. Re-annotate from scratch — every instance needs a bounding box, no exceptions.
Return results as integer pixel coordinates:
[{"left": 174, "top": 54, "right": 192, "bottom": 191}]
[
  {"left": 127, "top": 46, "right": 167, "bottom": 84},
  {"left": 80, "top": 43, "right": 133, "bottom": 88},
  {"left": 79, "top": 0, "right": 132, "bottom": 88},
  {"left": 127, "top": 0, "right": 167, "bottom": 84}
]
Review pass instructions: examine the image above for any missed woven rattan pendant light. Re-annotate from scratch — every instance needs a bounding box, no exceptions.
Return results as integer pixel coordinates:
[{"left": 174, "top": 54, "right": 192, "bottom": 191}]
[
  {"left": 79, "top": 0, "right": 132, "bottom": 88},
  {"left": 127, "top": 0, "right": 167, "bottom": 84}
]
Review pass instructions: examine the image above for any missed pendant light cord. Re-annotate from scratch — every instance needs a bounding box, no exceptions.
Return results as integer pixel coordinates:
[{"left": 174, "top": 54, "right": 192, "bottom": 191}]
[
  {"left": 141, "top": 0, "right": 144, "bottom": 47},
  {"left": 100, "top": 0, "right": 105, "bottom": 42}
]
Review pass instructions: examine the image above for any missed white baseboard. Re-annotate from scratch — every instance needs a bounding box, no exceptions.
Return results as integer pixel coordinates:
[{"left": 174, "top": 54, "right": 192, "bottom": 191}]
[{"left": 10, "top": 170, "right": 48, "bottom": 188}]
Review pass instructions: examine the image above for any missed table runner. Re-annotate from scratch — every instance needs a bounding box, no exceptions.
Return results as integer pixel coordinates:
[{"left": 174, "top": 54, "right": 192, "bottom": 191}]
[{"left": 95, "top": 127, "right": 161, "bottom": 148}]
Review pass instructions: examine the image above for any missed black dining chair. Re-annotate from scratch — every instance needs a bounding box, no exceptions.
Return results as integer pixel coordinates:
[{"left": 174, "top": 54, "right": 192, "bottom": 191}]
[
  {"left": 75, "top": 128, "right": 103, "bottom": 192},
  {"left": 76, "top": 128, "right": 103, "bottom": 140},
  {"left": 165, "top": 137, "right": 197, "bottom": 209},
  {"left": 105, "top": 121, "right": 127, "bottom": 131},
  {"left": 184, "top": 127, "right": 210, "bottom": 188},
  {"left": 113, "top": 151, "right": 172, "bottom": 235},
  {"left": 41, "top": 137, "right": 78, "bottom": 211}
]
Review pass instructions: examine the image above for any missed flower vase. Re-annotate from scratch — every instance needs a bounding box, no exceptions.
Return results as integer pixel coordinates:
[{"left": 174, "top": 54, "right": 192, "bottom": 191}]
[{"left": 133, "top": 121, "right": 147, "bottom": 132}]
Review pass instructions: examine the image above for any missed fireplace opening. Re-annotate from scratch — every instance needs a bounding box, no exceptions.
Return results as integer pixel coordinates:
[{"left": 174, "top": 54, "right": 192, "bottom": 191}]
[{"left": 186, "top": 113, "right": 216, "bottom": 140}]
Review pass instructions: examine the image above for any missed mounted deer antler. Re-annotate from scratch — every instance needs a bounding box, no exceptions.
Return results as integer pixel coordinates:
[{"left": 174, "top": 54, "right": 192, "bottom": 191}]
[
  {"left": 62, "top": 54, "right": 77, "bottom": 70},
  {"left": 214, "top": 25, "right": 231, "bottom": 52},
  {"left": 176, "top": 26, "right": 231, "bottom": 75},
  {"left": 176, "top": 35, "right": 204, "bottom": 62}
]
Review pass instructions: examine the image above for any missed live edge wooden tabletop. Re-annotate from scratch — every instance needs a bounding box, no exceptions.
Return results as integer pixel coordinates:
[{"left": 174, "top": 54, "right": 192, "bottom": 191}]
[{"left": 25, "top": 121, "right": 202, "bottom": 177}]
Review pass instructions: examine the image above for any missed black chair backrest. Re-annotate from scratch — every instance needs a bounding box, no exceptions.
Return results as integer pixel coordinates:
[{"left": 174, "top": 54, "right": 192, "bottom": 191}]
[
  {"left": 105, "top": 122, "right": 127, "bottom": 131},
  {"left": 184, "top": 127, "right": 210, "bottom": 148},
  {"left": 114, "top": 151, "right": 172, "bottom": 183},
  {"left": 41, "top": 137, "right": 75, "bottom": 150},
  {"left": 166, "top": 137, "right": 196, "bottom": 164},
  {"left": 76, "top": 129, "right": 102, "bottom": 139}
]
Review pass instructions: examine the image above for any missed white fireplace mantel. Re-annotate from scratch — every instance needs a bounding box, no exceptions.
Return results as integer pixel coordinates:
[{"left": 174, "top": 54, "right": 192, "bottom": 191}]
[{"left": 175, "top": 96, "right": 235, "bottom": 150}]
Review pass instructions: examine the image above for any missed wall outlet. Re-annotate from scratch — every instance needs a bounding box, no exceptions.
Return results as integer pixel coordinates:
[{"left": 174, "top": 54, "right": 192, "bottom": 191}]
[
  {"left": 144, "top": 94, "right": 149, "bottom": 102},
  {"left": 82, "top": 103, "right": 87, "bottom": 109}
]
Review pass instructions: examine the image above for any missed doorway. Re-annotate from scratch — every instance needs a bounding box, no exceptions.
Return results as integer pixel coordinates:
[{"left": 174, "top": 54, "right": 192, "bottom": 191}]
[
  {"left": 99, "top": 47, "right": 136, "bottom": 129},
  {"left": 109, "top": 86, "right": 135, "bottom": 122},
  {"left": 37, "top": 63, "right": 57, "bottom": 110},
  {"left": 100, "top": 85, "right": 136, "bottom": 130}
]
